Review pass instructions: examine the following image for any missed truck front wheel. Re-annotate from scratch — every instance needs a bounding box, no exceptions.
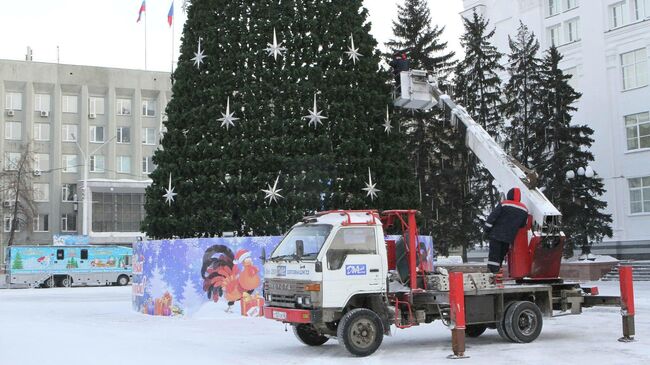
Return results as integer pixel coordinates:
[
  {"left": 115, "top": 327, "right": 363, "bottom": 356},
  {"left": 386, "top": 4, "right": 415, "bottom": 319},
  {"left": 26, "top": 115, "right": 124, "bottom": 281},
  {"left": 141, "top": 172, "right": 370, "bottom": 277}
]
[
  {"left": 337, "top": 308, "right": 384, "bottom": 357},
  {"left": 293, "top": 324, "right": 329, "bottom": 346}
]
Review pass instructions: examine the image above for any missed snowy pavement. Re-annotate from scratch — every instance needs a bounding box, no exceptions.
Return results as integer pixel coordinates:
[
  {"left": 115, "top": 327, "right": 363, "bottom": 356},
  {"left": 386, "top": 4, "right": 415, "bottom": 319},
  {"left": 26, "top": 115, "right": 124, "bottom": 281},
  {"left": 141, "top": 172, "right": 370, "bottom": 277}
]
[{"left": 0, "top": 281, "right": 648, "bottom": 365}]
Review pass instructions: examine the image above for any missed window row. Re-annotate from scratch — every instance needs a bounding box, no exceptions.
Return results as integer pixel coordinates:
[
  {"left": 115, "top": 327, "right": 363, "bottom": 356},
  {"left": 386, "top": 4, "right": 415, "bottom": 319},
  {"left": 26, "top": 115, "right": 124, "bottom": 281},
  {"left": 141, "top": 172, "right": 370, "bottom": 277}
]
[
  {"left": 3, "top": 213, "right": 76, "bottom": 233},
  {"left": 5, "top": 122, "right": 157, "bottom": 145},
  {"left": 547, "top": 18, "right": 580, "bottom": 46},
  {"left": 4, "top": 92, "right": 158, "bottom": 116},
  {"left": 609, "top": 0, "right": 650, "bottom": 29},
  {"left": 547, "top": 0, "right": 579, "bottom": 17},
  {"left": 4, "top": 152, "right": 155, "bottom": 176}
]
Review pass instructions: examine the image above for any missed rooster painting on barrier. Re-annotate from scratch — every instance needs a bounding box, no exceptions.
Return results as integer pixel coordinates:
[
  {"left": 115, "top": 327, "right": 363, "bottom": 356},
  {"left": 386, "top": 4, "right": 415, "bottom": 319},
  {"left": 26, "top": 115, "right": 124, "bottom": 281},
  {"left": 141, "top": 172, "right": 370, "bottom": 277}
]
[{"left": 201, "top": 245, "right": 260, "bottom": 312}]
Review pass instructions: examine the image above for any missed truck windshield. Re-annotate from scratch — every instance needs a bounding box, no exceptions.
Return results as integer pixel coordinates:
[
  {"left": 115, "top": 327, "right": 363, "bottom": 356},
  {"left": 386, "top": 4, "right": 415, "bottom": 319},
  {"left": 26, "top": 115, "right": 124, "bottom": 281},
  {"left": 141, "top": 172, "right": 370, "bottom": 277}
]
[{"left": 270, "top": 224, "right": 332, "bottom": 261}]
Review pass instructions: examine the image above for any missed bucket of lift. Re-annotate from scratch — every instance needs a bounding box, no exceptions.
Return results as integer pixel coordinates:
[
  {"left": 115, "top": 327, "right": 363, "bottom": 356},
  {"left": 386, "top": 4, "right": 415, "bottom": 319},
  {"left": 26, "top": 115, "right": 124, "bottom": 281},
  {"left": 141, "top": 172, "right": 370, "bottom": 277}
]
[
  {"left": 393, "top": 70, "right": 437, "bottom": 110},
  {"left": 508, "top": 215, "right": 565, "bottom": 281}
]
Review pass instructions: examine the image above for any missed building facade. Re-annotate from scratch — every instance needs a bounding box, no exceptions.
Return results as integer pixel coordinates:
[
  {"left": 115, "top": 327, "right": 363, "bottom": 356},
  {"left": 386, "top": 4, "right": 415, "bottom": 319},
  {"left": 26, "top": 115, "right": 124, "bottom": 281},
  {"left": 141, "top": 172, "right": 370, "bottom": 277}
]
[
  {"left": 462, "top": 0, "right": 650, "bottom": 258},
  {"left": 1, "top": 59, "right": 170, "bottom": 255}
]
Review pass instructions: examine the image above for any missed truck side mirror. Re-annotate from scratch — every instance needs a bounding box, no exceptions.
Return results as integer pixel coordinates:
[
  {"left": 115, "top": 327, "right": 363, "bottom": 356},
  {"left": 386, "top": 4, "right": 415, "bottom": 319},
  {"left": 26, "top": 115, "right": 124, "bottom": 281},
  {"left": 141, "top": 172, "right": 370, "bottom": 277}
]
[
  {"left": 260, "top": 247, "right": 267, "bottom": 264},
  {"left": 296, "top": 240, "right": 304, "bottom": 258}
]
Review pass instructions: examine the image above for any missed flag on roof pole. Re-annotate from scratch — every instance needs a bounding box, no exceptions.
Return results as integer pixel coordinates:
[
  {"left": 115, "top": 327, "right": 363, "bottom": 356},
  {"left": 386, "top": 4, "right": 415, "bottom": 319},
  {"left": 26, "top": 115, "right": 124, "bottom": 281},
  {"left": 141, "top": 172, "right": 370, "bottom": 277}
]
[
  {"left": 137, "top": 1, "right": 146, "bottom": 23},
  {"left": 168, "top": 1, "right": 174, "bottom": 27}
]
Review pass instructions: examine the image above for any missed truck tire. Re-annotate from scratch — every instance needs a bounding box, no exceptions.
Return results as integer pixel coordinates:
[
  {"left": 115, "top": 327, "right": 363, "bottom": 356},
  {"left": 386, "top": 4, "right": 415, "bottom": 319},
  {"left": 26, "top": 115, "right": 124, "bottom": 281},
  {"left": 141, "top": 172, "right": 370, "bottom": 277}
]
[
  {"left": 497, "top": 301, "right": 516, "bottom": 342},
  {"left": 117, "top": 275, "right": 130, "bottom": 286},
  {"left": 43, "top": 276, "right": 55, "bottom": 288},
  {"left": 59, "top": 275, "right": 72, "bottom": 287},
  {"left": 503, "top": 301, "right": 543, "bottom": 343},
  {"left": 337, "top": 308, "right": 384, "bottom": 357},
  {"left": 465, "top": 324, "right": 487, "bottom": 338},
  {"left": 293, "top": 324, "right": 329, "bottom": 346}
]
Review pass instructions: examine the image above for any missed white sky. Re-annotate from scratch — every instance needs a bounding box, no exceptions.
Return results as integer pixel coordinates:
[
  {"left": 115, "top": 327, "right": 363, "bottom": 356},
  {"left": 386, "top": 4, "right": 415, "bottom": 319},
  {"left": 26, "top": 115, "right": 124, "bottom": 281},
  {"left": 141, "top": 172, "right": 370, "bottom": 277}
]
[{"left": 0, "top": 0, "right": 464, "bottom": 72}]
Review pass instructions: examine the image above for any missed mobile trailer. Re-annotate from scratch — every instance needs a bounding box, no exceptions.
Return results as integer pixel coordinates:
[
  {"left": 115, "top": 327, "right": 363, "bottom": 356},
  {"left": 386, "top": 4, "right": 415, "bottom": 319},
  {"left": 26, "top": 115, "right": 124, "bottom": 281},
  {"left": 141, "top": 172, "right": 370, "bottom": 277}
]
[{"left": 7, "top": 245, "right": 132, "bottom": 288}]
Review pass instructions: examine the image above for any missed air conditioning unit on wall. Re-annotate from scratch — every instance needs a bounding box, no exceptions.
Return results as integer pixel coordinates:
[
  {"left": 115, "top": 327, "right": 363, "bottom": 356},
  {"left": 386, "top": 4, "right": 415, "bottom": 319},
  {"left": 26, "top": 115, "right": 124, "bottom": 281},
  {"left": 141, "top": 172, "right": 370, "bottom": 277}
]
[
  {"left": 3, "top": 201, "right": 13, "bottom": 208},
  {"left": 6, "top": 110, "right": 15, "bottom": 117},
  {"left": 89, "top": 113, "right": 96, "bottom": 119},
  {"left": 40, "top": 110, "right": 49, "bottom": 117}
]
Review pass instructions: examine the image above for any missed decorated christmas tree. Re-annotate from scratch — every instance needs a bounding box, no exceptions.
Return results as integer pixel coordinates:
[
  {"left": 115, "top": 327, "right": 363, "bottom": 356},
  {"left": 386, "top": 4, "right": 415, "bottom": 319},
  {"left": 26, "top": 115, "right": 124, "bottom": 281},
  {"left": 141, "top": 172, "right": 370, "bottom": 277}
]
[
  {"left": 12, "top": 252, "right": 23, "bottom": 270},
  {"left": 143, "top": 0, "right": 417, "bottom": 238}
]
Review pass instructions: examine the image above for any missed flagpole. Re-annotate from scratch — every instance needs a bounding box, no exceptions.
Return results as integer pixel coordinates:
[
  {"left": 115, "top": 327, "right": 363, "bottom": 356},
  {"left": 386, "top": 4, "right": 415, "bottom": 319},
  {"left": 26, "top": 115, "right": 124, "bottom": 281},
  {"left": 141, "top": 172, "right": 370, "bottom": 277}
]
[
  {"left": 145, "top": 6, "right": 148, "bottom": 70},
  {"left": 171, "top": 4, "right": 175, "bottom": 75}
]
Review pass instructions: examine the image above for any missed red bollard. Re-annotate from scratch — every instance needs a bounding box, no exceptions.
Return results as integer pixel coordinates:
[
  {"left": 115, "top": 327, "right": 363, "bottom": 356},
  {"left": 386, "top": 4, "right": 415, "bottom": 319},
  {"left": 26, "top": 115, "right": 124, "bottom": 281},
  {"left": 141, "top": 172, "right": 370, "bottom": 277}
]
[
  {"left": 448, "top": 272, "right": 468, "bottom": 359},
  {"left": 618, "top": 266, "right": 635, "bottom": 342}
]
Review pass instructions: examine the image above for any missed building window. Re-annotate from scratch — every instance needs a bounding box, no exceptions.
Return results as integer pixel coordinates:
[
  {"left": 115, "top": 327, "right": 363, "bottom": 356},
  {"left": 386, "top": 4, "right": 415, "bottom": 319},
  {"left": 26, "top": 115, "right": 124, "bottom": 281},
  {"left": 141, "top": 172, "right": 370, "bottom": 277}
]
[
  {"left": 621, "top": 48, "right": 648, "bottom": 90},
  {"left": 142, "top": 100, "right": 156, "bottom": 117},
  {"left": 62, "top": 95, "right": 78, "bottom": 113},
  {"left": 625, "top": 112, "right": 650, "bottom": 150},
  {"left": 62, "top": 184, "right": 77, "bottom": 202},
  {"left": 142, "top": 127, "right": 156, "bottom": 145},
  {"left": 632, "top": 0, "right": 650, "bottom": 20},
  {"left": 5, "top": 92, "right": 22, "bottom": 111},
  {"left": 629, "top": 176, "right": 650, "bottom": 213},
  {"left": 62, "top": 124, "right": 78, "bottom": 142},
  {"left": 92, "top": 192, "right": 145, "bottom": 232},
  {"left": 565, "top": 18, "right": 580, "bottom": 43},
  {"left": 88, "top": 97, "right": 105, "bottom": 115},
  {"left": 33, "top": 123, "right": 50, "bottom": 141},
  {"left": 548, "top": 25, "right": 561, "bottom": 46},
  {"left": 564, "top": 66, "right": 579, "bottom": 90},
  {"left": 62, "top": 155, "right": 79, "bottom": 173},
  {"left": 35, "top": 94, "right": 51, "bottom": 112},
  {"left": 610, "top": 2, "right": 629, "bottom": 29},
  {"left": 3, "top": 214, "right": 18, "bottom": 233},
  {"left": 548, "top": 0, "right": 561, "bottom": 16},
  {"left": 117, "top": 98, "right": 132, "bottom": 115},
  {"left": 34, "top": 183, "right": 49, "bottom": 202},
  {"left": 89, "top": 125, "right": 105, "bottom": 143},
  {"left": 33, "top": 214, "right": 49, "bottom": 232},
  {"left": 4, "top": 152, "right": 21, "bottom": 171},
  {"left": 566, "top": 0, "right": 579, "bottom": 10},
  {"left": 117, "top": 127, "right": 131, "bottom": 143},
  {"left": 142, "top": 156, "right": 155, "bottom": 174},
  {"left": 117, "top": 156, "right": 131, "bottom": 174},
  {"left": 5, "top": 121, "right": 22, "bottom": 140},
  {"left": 61, "top": 213, "right": 77, "bottom": 232},
  {"left": 35, "top": 153, "right": 50, "bottom": 172},
  {"left": 90, "top": 155, "right": 106, "bottom": 173}
]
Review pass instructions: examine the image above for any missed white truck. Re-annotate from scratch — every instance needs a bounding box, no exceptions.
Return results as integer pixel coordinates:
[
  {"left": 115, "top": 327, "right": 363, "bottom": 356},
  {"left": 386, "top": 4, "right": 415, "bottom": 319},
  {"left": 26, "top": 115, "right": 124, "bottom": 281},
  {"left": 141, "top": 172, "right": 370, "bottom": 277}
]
[{"left": 262, "top": 72, "right": 633, "bottom": 357}]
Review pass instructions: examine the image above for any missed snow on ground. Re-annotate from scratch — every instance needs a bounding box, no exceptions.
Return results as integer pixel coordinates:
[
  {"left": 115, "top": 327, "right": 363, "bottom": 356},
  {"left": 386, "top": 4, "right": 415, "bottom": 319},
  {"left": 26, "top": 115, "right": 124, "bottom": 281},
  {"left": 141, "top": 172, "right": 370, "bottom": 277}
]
[{"left": 0, "top": 281, "right": 648, "bottom": 365}]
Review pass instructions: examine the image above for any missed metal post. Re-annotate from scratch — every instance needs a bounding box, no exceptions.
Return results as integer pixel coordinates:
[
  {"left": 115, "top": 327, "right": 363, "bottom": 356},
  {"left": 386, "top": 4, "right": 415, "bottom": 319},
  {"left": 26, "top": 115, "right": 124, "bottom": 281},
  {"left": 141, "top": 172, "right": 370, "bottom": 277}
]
[
  {"left": 618, "top": 265, "right": 635, "bottom": 342},
  {"left": 448, "top": 272, "right": 468, "bottom": 359},
  {"left": 407, "top": 211, "right": 417, "bottom": 290}
]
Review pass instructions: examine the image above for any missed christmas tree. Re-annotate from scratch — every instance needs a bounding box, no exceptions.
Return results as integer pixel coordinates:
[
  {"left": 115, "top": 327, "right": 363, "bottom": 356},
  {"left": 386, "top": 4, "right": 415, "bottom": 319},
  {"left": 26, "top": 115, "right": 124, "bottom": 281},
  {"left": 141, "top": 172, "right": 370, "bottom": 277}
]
[
  {"left": 147, "top": 266, "right": 175, "bottom": 300},
  {"left": 452, "top": 10, "right": 505, "bottom": 249},
  {"left": 536, "top": 46, "right": 612, "bottom": 257},
  {"left": 12, "top": 252, "right": 23, "bottom": 270},
  {"left": 502, "top": 22, "right": 544, "bottom": 168},
  {"left": 179, "top": 276, "right": 205, "bottom": 315},
  {"left": 386, "top": 0, "right": 462, "bottom": 256},
  {"left": 143, "top": 0, "right": 417, "bottom": 238}
]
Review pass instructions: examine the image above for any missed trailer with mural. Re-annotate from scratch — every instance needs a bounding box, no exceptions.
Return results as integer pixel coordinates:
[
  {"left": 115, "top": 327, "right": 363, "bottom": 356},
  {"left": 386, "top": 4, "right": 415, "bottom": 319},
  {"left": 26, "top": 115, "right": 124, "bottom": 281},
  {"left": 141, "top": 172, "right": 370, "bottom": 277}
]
[{"left": 7, "top": 245, "right": 132, "bottom": 288}]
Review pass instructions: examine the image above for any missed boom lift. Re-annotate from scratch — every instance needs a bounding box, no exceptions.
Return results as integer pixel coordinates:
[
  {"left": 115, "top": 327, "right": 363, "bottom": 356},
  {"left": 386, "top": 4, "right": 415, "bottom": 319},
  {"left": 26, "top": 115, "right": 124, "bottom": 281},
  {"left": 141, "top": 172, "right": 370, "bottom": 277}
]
[{"left": 261, "top": 71, "right": 635, "bottom": 357}]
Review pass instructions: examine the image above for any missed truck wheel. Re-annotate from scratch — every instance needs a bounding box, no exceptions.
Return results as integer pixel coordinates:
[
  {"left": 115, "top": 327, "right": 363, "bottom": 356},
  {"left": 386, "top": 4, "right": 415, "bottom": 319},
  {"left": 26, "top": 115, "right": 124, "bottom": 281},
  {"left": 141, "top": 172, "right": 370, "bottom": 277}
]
[
  {"left": 497, "top": 301, "right": 516, "bottom": 342},
  {"left": 117, "top": 275, "right": 129, "bottom": 286},
  {"left": 465, "top": 324, "right": 487, "bottom": 338},
  {"left": 504, "top": 301, "right": 543, "bottom": 343},
  {"left": 293, "top": 324, "right": 329, "bottom": 346},
  {"left": 337, "top": 308, "right": 384, "bottom": 357}
]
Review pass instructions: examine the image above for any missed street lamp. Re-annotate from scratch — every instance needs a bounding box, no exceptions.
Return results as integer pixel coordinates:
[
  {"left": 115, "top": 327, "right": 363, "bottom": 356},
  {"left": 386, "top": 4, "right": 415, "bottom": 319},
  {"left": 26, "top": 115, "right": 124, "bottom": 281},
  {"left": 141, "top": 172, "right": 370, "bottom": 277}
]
[
  {"left": 565, "top": 165, "right": 596, "bottom": 261},
  {"left": 71, "top": 134, "right": 116, "bottom": 236}
]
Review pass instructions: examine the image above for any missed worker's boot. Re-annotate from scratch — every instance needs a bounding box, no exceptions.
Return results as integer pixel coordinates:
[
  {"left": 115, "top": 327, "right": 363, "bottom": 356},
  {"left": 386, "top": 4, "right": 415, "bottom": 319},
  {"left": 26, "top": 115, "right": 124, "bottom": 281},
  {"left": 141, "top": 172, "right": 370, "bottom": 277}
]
[{"left": 495, "top": 268, "right": 504, "bottom": 286}]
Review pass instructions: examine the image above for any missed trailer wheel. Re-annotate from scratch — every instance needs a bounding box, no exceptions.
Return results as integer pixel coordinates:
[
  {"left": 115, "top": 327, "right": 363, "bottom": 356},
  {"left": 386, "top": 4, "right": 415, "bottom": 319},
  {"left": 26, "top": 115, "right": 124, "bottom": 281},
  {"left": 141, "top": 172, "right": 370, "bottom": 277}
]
[
  {"left": 337, "top": 308, "right": 384, "bottom": 357},
  {"left": 116, "top": 275, "right": 130, "bottom": 286},
  {"left": 59, "top": 275, "right": 72, "bottom": 287},
  {"left": 43, "top": 276, "right": 55, "bottom": 288},
  {"left": 293, "top": 324, "right": 329, "bottom": 346},
  {"left": 497, "top": 301, "right": 516, "bottom": 342},
  {"left": 465, "top": 324, "right": 487, "bottom": 338},
  {"left": 504, "top": 301, "right": 543, "bottom": 343}
]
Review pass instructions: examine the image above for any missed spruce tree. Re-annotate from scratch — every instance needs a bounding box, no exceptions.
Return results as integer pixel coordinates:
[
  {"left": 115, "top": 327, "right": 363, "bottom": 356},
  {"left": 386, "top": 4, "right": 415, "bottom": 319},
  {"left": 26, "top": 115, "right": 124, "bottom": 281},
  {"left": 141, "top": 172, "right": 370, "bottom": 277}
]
[
  {"left": 536, "top": 47, "right": 612, "bottom": 257},
  {"left": 452, "top": 11, "right": 505, "bottom": 248},
  {"left": 502, "top": 22, "right": 544, "bottom": 168},
  {"left": 386, "top": 0, "right": 461, "bottom": 256},
  {"left": 143, "top": 1, "right": 417, "bottom": 238}
]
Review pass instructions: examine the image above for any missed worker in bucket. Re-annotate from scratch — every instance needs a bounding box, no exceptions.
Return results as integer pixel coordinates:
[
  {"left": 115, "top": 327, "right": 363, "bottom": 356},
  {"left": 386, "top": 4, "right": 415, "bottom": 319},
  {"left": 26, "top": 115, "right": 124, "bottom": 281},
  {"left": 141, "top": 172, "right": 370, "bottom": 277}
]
[
  {"left": 484, "top": 187, "right": 529, "bottom": 274},
  {"left": 389, "top": 51, "right": 410, "bottom": 90}
]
